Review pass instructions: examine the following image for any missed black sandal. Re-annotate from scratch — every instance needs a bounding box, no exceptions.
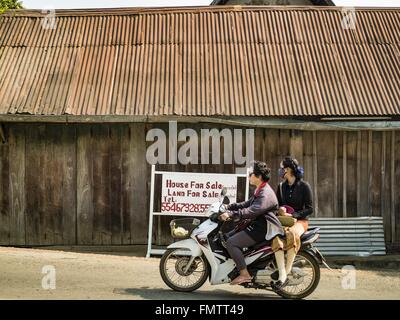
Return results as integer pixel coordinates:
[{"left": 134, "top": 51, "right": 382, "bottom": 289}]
[
  {"left": 271, "top": 278, "right": 289, "bottom": 291},
  {"left": 271, "top": 270, "right": 279, "bottom": 281}
]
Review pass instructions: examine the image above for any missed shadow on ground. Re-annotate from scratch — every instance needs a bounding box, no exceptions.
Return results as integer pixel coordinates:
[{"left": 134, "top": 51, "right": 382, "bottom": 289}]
[
  {"left": 113, "top": 287, "right": 281, "bottom": 300},
  {"left": 27, "top": 245, "right": 149, "bottom": 257}
]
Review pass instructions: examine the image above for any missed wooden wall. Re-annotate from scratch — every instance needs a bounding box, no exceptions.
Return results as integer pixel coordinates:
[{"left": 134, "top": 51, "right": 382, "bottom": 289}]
[
  {"left": 0, "top": 123, "right": 399, "bottom": 249},
  {"left": 0, "top": 123, "right": 149, "bottom": 246}
]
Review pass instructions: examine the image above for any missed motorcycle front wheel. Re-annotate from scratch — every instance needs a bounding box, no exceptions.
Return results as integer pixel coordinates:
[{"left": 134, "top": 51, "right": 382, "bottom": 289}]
[
  {"left": 275, "top": 250, "right": 320, "bottom": 300},
  {"left": 160, "top": 248, "right": 210, "bottom": 292}
]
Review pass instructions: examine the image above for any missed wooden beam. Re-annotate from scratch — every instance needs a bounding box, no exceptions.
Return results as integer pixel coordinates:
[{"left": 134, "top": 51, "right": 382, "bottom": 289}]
[
  {"left": 368, "top": 131, "right": 372, "bottom": 217},
  {"left": 333, "top": 131, "right": 338, "bottom": 217},
  {"left": 110, "top": 126, "right": 122, "bottom": 245},
  {"left": 0, "top": 127, "right": 9, "bottom": 245},
  {"left": 25, "top": 125, "right": 41, "bottom": 245},
  {"left": 8, "top": 125, "right": 26, "bottom": 245},
  {"left": 381, "top": 131, "right": 386, "bottom": 227},
  {"left": 0, "top": 124, "right": 5, "bottom": 143},
  {"left": 391, "top": 131, "right": 395, "bottom": 244},
  {"left": 343, "top": 132, "right": 347, "bottom": 218},
  {"left": 61, "top": 126, "right": 77, "bottom": 245},
  {"left": 76, "top": 126, "right": 94, "bottom": 245},
  {"left": 129, "top": 123, "right": 150, "bottom": 244},
  {"left": 290, "top": 129, "right": 303, "bottom": 165},
  {"left": 0, "top": 114, "right": 399, "bottom": 131},
  {"left": 313, "top": 131, "right": 318, "bottom": 217},
  {"left": 357, "top": 131, "right": 361, "bottom": 217}
]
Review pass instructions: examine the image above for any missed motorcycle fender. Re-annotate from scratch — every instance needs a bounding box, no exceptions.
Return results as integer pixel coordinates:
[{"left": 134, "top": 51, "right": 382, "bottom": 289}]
[
  {"left": 167, "top": 239, "right": 202, "bottom": 257},
  {"left": 303, "top": 247, "right": 324, "bottom": 265}
]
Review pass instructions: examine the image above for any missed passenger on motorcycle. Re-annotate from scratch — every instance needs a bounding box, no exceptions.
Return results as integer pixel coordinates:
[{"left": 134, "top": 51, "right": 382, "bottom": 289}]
[
  {"left": 273, "top": 156, "right": 314, "bottom": 289},
  {"left": 219, "top": 161, "right": 284, "bottom": 285}
]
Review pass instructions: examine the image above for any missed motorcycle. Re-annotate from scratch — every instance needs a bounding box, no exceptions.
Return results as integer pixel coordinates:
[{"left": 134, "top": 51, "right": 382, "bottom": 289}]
[{"left": 159, "top": 188, "right": 329, "bottom": 299}]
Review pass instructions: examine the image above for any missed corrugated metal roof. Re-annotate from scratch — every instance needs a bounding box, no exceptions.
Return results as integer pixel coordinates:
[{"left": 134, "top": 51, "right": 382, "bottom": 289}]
[{"left": 1, "top": 6, "right": 400, "bottom": 117}]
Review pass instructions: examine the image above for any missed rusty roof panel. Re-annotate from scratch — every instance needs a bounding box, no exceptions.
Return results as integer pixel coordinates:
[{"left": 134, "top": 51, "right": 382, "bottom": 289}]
[{"left": 1, "top": 6, "right": 400, "bottom": 117}]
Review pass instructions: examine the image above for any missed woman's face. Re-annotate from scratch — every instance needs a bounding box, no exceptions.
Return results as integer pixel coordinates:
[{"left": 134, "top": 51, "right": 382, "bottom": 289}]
[
  {"left": 249, "top": 171, "right": 262, "bottom": 186},
  {"left": 279, "top": 165, "right": 293, "bottom": 180}
]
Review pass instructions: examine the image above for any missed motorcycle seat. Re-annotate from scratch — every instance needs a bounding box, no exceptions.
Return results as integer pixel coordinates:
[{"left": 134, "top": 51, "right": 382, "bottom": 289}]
[{"left": 300, "top": 227, "right": 320, "bottom": 242}]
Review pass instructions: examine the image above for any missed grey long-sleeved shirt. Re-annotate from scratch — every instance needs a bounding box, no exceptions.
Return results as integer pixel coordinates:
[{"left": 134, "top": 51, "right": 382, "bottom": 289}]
[{"left": 227, "top": 183, "right": 284, "bottom": 241}]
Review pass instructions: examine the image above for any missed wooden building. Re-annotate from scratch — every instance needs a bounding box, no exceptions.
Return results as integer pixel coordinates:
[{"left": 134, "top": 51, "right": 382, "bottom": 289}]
[{"left": 0, "top": 6, "right": 399, "bottom": 250}]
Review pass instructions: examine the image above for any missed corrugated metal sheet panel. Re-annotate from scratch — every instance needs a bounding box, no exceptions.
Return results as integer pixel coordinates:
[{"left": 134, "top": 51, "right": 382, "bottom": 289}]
[
  {"left": 309, "top": 217, "right": 386, "bottom": 256},
  {"left": 1, "top": 6, "right": 400, "bottom": 116}
]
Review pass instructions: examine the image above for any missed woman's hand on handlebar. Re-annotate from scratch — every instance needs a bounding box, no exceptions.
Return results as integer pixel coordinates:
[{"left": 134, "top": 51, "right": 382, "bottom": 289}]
[{"left": 219, "top": 212, "right": 231, "bottom": 222}]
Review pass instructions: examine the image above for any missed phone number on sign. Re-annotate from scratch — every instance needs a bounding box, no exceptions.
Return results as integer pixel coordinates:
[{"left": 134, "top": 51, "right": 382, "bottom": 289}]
[{"left": 161, "top": 202, "right": 211, "bottom": 213}]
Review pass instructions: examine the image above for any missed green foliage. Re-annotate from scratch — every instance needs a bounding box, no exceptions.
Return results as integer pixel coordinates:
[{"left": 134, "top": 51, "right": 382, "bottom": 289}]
[{"left": 0, "top": 0, "right": 23, "bottom": 14}]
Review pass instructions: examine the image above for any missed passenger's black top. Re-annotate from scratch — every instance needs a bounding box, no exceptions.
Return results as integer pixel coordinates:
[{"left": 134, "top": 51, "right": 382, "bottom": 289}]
[{"left": 276, "top": 179, "right": 313, "bottom": 220}]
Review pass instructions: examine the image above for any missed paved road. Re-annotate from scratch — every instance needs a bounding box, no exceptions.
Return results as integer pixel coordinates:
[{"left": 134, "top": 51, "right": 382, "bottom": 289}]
[{"left": 0, "top": 247, "right": 399, "bottom": 300}]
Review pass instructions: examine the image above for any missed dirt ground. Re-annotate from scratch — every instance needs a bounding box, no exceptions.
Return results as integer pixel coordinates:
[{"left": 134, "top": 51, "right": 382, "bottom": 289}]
[{"left": 0, "top": 246, "right": 399, "bottom": 300}]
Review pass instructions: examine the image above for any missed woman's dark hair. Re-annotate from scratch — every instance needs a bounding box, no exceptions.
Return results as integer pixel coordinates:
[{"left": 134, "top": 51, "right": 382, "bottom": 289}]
[
  {"left": 281, "top": 156, "right": 303, "bottom": 179},
  {"left": 252, "top": 160, "right": 271, "bottom": 182}
]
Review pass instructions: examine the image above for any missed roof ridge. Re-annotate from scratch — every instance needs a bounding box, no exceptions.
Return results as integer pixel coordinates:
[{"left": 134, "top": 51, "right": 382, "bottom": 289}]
[{"left": 2, "top": 5, "right": 400, "bottom": 17}]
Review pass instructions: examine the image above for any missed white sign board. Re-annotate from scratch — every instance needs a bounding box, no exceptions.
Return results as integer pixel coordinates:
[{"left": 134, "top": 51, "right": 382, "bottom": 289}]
[
  {"left": 161, "top": 173, "right": 238, "bottom": 216},
  {"left": 146, "top": 166, "right": 249, "bottom": 257}
]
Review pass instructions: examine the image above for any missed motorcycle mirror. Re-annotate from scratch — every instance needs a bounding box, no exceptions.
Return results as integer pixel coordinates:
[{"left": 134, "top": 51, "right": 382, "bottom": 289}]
[
  {"left": 222, "top": 196, "right": 230, "bottom": 205},
  {"left": 221, "top": 187, "right": 227, "bottom": 196}
]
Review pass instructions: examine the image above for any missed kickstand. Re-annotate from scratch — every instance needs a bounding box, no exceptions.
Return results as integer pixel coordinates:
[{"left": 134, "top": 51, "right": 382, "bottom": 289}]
[{"left": 322, "top": 260, "right": 333, "bottom": 271}]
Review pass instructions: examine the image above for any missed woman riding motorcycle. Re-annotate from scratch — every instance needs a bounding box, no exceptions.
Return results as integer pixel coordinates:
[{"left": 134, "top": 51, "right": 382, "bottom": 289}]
[{"left": 219, "top": 161, "right": 284, "bottom": 285}]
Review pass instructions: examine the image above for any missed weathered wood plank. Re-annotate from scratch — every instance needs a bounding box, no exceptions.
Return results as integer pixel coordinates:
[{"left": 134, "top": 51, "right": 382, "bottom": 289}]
[
  {"left": 279, "top": 129, "right": 291, "bottom": 158},
  {"left": 333, "top": 131, "right": 338, "bottom": 217},
  {"left": 8, "top": 124, "right": 25, "bottom": 245},
  {"left": 264, "top": 128, "right": 280, "bottom": 190},
  {"left": 92, "top": 124, "right": 111, "bottom": 245},
  {"left": 110, "top": 125, "right": 122, "bottom": 245},
  {"left": 121, "top": 125, "right": 132, "bottom": 244},
  {"left": 392, "top": 131, "right": 398, "bottom": 243},
  {"left": 0, "top": 124, "right": 5, "bottom": 144},
  {"left": 357, "top": 131, "right": 370, "bottom": 217},
  {"left": 0, "top": 125, "right": 10, "bottom": 245},
  {"left": 42, "top": 125, "right": 60, "bottom": 245},
  {"left": 25, "top": 125, "right": 40, "bottom": 245},
  {"left": 357, "top": 131, "right": 362, "bottom": 217},
  {"left": 302, "top": 131, "right": 314, "bottom": 195},
  {"left": 130, "top": 123, "right": 149, "bottom": 244},
  {"left": 289, "top": 129, "right": 303, "bottom": 166},
  {"left": 255, "top": 127, "right": 264, "bottom": 166},
  {"left": 157, "top": 121, "right": 181, "bottom": 246},
  {"left": 316, "top": 131, "right": 335, "bottom": 217},
  {"left": 371, "top": 131, "right": 382, "bottom": 217},
  {"left": 346, "top": 132, "right": 358, "bottom": 217},
  {"left": 223, "top": 124, "right": 235, "bottom": 175},
  {"left": 50, "top": 125, "right": 64, "bottom": 244},
  {"left": 77, "top": 126, "right": 94, "bottom": 245},
  {"left": 150, "top": 122, "right": 171, "bottom": 246},
  {"left": 367, "top": 131, "right": 373, "bottom": 217},
  {"left": 342, "top": 132, "right": 347, "bottom": 218},
  {"left": 62, "top": 125, "right": 77, "bottom": 245},
  {"left": 38, "top": 125, "right": 47, "bottom": 245},
  {"left": 381, "top": 131, "right": 391, "bottom": 244},
  {"left": 312, "top": 131, "right": 319, "bottom": 217}
]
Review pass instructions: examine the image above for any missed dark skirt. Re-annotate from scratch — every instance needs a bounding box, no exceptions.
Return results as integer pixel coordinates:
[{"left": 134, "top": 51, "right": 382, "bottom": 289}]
[{"left": 244, "top": 215, "right": 268, "bottom": 243}]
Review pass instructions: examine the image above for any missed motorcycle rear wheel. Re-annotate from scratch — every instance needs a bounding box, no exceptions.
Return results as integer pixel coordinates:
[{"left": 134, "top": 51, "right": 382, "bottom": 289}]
[
  {"left": 274, "top": 250, "right": 320, "bottom": 300},
  {"left": 160, "top": 248, "right": 210, "bottom": 292}
]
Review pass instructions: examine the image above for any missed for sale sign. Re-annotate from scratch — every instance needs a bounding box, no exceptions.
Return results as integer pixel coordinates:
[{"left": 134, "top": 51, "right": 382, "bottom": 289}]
[{"left": 161, "top": 173, "right": 238, "bottom": 216}]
